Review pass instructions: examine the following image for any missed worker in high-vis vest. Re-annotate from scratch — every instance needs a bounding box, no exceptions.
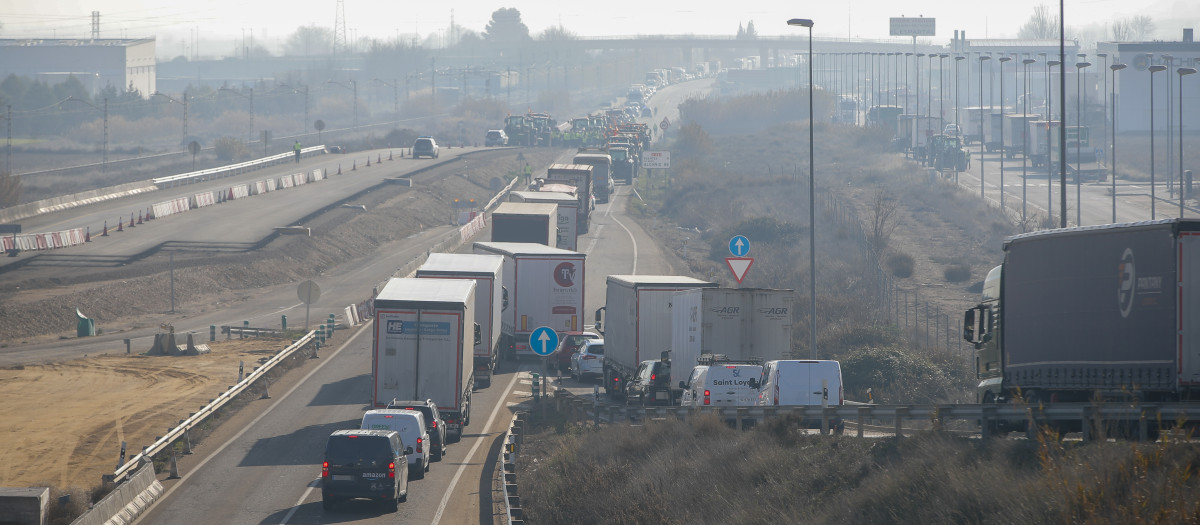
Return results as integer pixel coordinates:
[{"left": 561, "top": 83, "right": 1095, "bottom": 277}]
[
  {"left": 294, "top": 141, "right": 302, "bottom": 162},
  {"left": 524, "top": 163, "right": 532, "bottom": 183}
]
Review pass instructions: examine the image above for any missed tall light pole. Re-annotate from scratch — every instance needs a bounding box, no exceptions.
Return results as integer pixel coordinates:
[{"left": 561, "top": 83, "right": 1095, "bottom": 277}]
[
  {"left": 788, "top": 17, "right": 818, "bottom": 359},
  {"left": 64, "top": 97, "right": 107, "bottom": 173},
  {"left": 218, "top": 86, "right": 254, "bottom": 144},
  {"left": 1022, "top": 58, "right": 1036, "bottom": 224},
  {"left": 152, "top": 91, "right": 189, "bottom": 144},
  {"left": 939, "top": 54, "right": 949, "bottom": 126},
  {"left": 1179, "top": 67, "right": 1197, "bottom": 217},
  {"left": 1150, "top": 64, "right": 1167, "bottom": 220},
  {"left": 371, "top": 78, "right": 400, "bottom": 129},
  {"left": 954, "top": 56, "right": 965, "bottom": 140},
  {"left": 1098, "top": 53, "right": 1108, "bottom": 183},
  {"left": 1, "top": 105, "right": 10, "bottom": 175},
  {"left": 1110, "top": 63, "right": 1126, "bottom": 223},
  {"left": 905, "top": 52, "right": 913, "bottom": 117},
  {"left": 916, "top": 53, "right": 924, "bottom": 121},
  {"left": 1075, "top": 60, "right": 1091, "bottom": 225},
  {"left": 1165, "top": 55, "right": 1175, "bottom": 197},
  {"left": 1000, "top": 56, "right": 1012, "bottom": 210},
  {"left": 1048, "top": 59, "right": 1060, "bottom": 220},
  {"left": 979, "top": 54, "right": 991, "bottom": 201}
]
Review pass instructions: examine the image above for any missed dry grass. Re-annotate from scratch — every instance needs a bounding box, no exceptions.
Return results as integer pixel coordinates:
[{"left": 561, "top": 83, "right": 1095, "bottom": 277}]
[{"left": 520, "top": 410, "right": 1200, "bottom": 525}]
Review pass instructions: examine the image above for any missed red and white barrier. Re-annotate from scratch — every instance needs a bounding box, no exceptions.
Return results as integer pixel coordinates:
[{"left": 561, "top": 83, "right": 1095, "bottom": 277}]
[
  {"left": 292, "top": 173, "right": 307, "bottom": 186},
  {"left": 459, "top": 213, "right": 486, "bottom": 243},
  {"left": 229, "top": 184, "right": 250, "bottom": 200},
  {"left": 278, "top": 175, "right": 294, "bottom": 189},
  {"left": 191, "top": 191, "right": 216, "bottom": 209},
  {"left": 253, "top": 180, "right": 269, "bottom": 195},
  {"left": 153, "top": 197, "right": 190, "bottom": 219},
  {"left": 309, "top": 169, "right": 324, "bottom": 182}
]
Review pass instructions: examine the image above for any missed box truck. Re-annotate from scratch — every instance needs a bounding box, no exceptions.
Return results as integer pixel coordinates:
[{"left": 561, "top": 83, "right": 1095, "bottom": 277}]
[
  {"left": 670, "top": 288, "right": 796, "bottom": 395},
  {"left": 572, "top": 152, "right": 613, "bottom": 202},
  {"left": 372, "top": 278, "right": 477, "bottom": 440},
  {"left": 509, "top": 190, "right": 579, "bottom": 251},
  {"left": 416, "top": 253, "right": 505, "bottom": 388},
  {"left": 544, "top": 164, "right": 593, "bottom": 234},
  {"left": 965, "top": 219, "right": 1200, "bottom": 436},
  {"left": 594, "top": 275, "right": 716, "bottom": 401},
  {"left": 490, "top": 202, "right": 556, "bottom": 247},
  {"left": 473, "top": 241, "right": 586, "bottom": 359}
]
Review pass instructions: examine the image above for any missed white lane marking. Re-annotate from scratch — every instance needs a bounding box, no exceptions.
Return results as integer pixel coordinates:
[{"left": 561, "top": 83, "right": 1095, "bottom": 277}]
[
  {"left": 430, "top": 362, "right": 528, "bottom": 525},
  {"left": 136, "top": 323, "right": 370, "bottom": 524},
  {"left": 582, "top": 185, "right": 639, "bottom": 274},
  {"left": 280, "top": 479, "right": 320, "bottom": 524}
]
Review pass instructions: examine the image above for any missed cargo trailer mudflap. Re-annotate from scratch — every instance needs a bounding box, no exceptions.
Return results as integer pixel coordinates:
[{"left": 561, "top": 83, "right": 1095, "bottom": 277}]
[{"left": 1181, "top": 234, "right": 1200, "bottom": 386}]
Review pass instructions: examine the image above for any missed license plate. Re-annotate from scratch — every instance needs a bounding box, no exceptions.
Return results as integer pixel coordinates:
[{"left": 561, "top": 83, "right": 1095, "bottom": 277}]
[
  {"left": 332, "top": 475, "right": 353, "bottom": 482},
  {"left": 655, "top": 391, "right": 668, "bottom": 400}
]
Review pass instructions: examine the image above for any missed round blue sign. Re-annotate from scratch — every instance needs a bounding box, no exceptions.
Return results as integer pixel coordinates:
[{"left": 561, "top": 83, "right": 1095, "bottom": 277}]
[
  {"left": 728, "top": 235, "right": 750, "bottom": 257},
  {"left": 530, "top": 326, "right": 559, "bottom": 356}
]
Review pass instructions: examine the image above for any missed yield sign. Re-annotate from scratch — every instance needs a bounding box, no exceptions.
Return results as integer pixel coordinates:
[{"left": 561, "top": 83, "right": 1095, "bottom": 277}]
[{"left": 725, "top": 257, "right": 754, "bottom": 284}]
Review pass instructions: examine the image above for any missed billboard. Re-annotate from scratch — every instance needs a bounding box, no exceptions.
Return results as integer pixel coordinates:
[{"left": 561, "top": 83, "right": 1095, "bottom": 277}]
[{"left": 890, "top": 17, "right": 936, "bottom": 37}]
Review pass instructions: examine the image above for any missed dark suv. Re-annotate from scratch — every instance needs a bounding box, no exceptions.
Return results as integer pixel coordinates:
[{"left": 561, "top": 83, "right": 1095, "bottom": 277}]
[
  {"left": 321, "top": 429, "right": 410, "bottom": 512},
  {"left": 412, "top": 136, "right": 439, "bottom": 158},
  {"left": 387, "top": 398, "right": 448, "bottom": 457},
  {"left": 625, "top": 359, "right": 674, "bottom": 406}
]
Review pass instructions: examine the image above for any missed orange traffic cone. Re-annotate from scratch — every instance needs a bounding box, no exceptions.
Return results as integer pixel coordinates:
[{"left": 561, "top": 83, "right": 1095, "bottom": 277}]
[
  {"left": 137, "top": 211, "right": 143, "bottom": 224},
  {"left": 85, "top": 227, "right": 91, "bottom": 242},
  {"left": 337, "top": 164, "right": 342, "bottom": 175},
  {"left": 117, "top": 219, "right": 124, "bottom": 232},
  {"left": 352, "top": 160, "right": 357, "bottom": 171},
  {"left": 377, "top": 154, "right": 382, "bottom": 164},
  {"left": 102, "top": 221, "right": 109, "bottom": 236},
  {"left": 389, "top": 151, "right": 394, "bottom": 161},
  {"left": 129, "top": 213, "right": 136, "bottom": 228},
  {"left": 366, "top": 157, "right": 371, "bottom": 167}
]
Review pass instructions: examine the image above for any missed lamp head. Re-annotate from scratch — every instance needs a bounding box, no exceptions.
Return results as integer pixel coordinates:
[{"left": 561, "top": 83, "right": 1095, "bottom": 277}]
[
  {"left": 787, "top": 18, "right": 814, "bottom": 28},
  {"left": 1180, "top": 67, "right": 1199, "bottom": 76},
  {"left": 1149, "top": 65, "right": 1167, "bottom": 73},
  {"left": 1111, "top": 64, "right": 1127, "bottom": 71}
]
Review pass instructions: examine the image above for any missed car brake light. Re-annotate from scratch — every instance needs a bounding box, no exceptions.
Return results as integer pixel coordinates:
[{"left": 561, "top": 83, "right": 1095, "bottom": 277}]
[
  {"left": 650, "top": 373, "right": 656, "bottom": 381},
  {"left": 703, "top": 390, "right": 710, "bottom": 406},
  {"left": 613, "top": 376, "right": 620, "bottom": 383},
  {"left": 583, "top": 355, "right": 595, "bottom": 360},
  {"left": 417, "top": 437, "right": 423, "bottom": 453},
  {"left": 322, "top": 461, "right": 330, "bottom": 478},
  {"left": 384, "top": 415, "right": 393, "bottom": 418},
  {"left": 431, "top": 420, "right": 437, "bottom": 428},
  {"left": 388, "top": 462, "right": 396, "bottom": 479}
]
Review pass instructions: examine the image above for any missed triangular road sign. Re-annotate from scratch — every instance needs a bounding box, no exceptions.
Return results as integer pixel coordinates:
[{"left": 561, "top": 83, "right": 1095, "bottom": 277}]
[{"left": 726, "top": 257, "right": 754, "bottom": 284}]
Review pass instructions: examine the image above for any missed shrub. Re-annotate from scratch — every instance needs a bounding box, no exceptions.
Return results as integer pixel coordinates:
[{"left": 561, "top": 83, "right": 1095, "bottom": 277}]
[
  {"left": 839, "top": 345, "right": 955, "bottom": 403},
  {"left": 944, "top": 264, "right": 971, "bottom": 283},
  {"left": 213, "top": 136, "right": 248, "bottom": 162},
  {"left": 886, "top": 252, "right": 915, "bottom": 278}
]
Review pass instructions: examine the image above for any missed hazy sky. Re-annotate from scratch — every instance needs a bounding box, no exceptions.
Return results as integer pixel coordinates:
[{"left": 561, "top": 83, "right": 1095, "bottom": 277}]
[{"left": 2, "top": 0, "right": 1197, "bottom": 54}]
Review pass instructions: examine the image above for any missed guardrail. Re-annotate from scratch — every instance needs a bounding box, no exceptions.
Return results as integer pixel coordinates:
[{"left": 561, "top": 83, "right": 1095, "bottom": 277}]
[
  {"left": 110, "top": 329, "right": 318, "bottom": 484},
  {"left": 551, "top": 388, "right": 1200, "bottom": 441},
  {"left": 152, "top": 146, "right": 326, "bottom": 186},
  {"left": 500, "top": 413, "right": 525, "bottom": 525}
]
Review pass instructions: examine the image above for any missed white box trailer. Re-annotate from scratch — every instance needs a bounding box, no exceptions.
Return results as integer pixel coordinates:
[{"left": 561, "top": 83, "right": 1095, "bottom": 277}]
[
  {"left": 669, "top": 287, "right": 796, "bottom": 391},
  {"left": 472, "top": 241, "right": 586, "bottom": 359},
  {"left": 490, "top": 201, "right": 556, "bottom": 247},
  {"left": 544, "top": 164, "right": 593, "bottom": 234},
  {"left": 416, "top": 253, "right": 505, "bottom": 388},
  {"left": 595, "top": 275, "right": 716, "bottom": 399},
  {"left": 509, "top": 191, "right": 579, "bottom": 251},
  {"left": 372, "top": 278, "right": 476, "bottom": 439}
]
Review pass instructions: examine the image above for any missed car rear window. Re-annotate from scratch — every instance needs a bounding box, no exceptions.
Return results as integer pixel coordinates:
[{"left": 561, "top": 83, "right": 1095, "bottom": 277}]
[
  {"left": 325, "top": 436, "right": 392, "bottom": 466},
  {"left": 587, "top": 344, "right": 604, "bottom": 355}
]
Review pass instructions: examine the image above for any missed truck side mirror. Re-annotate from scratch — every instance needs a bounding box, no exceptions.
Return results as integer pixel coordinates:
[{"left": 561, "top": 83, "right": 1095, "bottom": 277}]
[
  {"left": 474, "top": 323, "right": 482, "bottom": 346},
  {"left": 405, "top": 446, "right": 414, "bottom": 455},
  {"left": 594, "top": 306, "right": 605, "bottom": 333},
  {"left": 747, "top": 378, "right": 759, "bottom": 390},
  {"left": 678, "top": 381, "right": 688, "bottom": 390},
  {"left": 963, "top": 306, "right": 991, "bottom": 345}
]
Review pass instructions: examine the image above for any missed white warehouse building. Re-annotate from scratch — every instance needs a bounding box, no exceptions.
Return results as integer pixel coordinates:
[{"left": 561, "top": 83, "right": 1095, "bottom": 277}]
[{"left": 0, "top": 38, "right": 156, "bottom": 98}]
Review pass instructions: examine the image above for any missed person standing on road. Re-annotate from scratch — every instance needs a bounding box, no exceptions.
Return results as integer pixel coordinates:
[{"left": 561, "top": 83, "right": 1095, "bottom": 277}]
[
  {"left": 524, "top": 163, "right": 532, "bottom": 184},
  {"left": 294, "top": 141, "right": 302, "bottom": 163}
]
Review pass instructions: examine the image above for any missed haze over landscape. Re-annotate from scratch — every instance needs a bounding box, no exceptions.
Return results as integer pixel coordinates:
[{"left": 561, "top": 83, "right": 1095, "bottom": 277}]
[{"left": 3, "top": 0, "right": 1198, "bottom": 58}]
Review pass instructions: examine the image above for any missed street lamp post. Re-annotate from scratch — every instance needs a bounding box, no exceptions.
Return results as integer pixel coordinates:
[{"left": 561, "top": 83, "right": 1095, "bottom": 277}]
[
  {"left": 1023, "top": 58, "right": 1036, "bottom": 224},
  {"left": 979, "top": 54, "right": 991, "bottom": 201},
  {"left": 1000, "top": 56, "right": 1012, "bottom": 210},
  {"left": 371, "top": 78, "right": 400, "bottom": 130},
  {"left": 218, "top": 86, "right": 254, "bottom": 144},
  {"left": 787, "top": 17, "right": 818, "bottom": 359},
  {"left": 1110, "top": 63, "right": 1126, "bottom": 222},
  {"left": 1179, "top": 67, "right": 1197, "bottom": 217},
  {"left": 1048, "top": 60, "right": 1060, "bottom": 220},
  {"left": 64, "top": 97, "right": 107, "bottom": 173},
  {"left": 916, "top": 53, "right": 924, "bottom": 122},
  {"left": 939, "top": 54, "right": 949, "bottom": 127},
  {"left": 152, "top": 91, "right": 189, "bottom": 144},
  {"left": 1075, "top": 60, "right": 1091, "bottom": 225},
  {"left": 905, "top": 52, "right": 913, "bottom": 118},
  {"left": 1, "top": 105, "right": 10, "bottom": 174},
  {"left": 1150, "top": 64, "right": 1167, "bottom": 220},
  {"left": 1098, "top": 53, "right": 1108, "bottom": 186}
]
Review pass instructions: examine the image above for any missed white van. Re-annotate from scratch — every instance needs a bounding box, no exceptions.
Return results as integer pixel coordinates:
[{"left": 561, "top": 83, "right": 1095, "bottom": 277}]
[
  {"left": 361, "top": 409, "right": 431, "bottom": 479},
  {"left": 678, "top": 363, "right": 763, "bottom": 407},
  {"left": 749, "top": 360, "right": 844, "bottom": 432}
]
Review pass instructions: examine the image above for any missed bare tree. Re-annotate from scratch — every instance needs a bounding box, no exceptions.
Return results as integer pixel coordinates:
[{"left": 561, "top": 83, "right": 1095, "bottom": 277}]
[
  {"left": 1111, "top": 20, "right": 1132, "bottom": 41},
  {"left": 868, "top": 189, "right": 900, "bottom": 254},
  {"left": 1017, "top": 4, "right": 1058, "bottom": 39},
  {"left": 1128, "top": 15, "right": 1156, "bottom": 40}
]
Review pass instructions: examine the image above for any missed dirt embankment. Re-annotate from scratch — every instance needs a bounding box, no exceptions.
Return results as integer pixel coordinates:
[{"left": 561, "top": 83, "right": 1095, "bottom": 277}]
[{"left": 0, "top": 147, "right": 563, "bottom": 491}]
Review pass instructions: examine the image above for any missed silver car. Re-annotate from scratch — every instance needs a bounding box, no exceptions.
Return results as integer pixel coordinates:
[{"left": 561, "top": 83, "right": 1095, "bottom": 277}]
[{"left": 571, "top": 339, "right": 605, "bottom": 381}]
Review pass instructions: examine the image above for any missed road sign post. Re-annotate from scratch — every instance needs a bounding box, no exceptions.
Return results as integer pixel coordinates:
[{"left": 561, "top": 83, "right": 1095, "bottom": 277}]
[
  {"left": 726, "top": 257, "right": 754, "bottom": 284},
  {"left": 530, "top": 326, "right": 559, "bottom": 356},
  {"left": 728, "top": 235, "right": 750, "bottom": 257}
]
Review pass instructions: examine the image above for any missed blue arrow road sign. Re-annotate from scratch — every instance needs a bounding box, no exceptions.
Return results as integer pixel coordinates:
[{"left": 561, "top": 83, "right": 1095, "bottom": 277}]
[
  {"left": 530, "top": 326, "right": 559, "bottom": 356},
  {"left": 729, "top": 235, "right": 750, "bottom": 257}
]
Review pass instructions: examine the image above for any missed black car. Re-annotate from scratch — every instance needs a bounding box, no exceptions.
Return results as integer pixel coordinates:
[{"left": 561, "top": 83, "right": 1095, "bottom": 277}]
[
  {"left": 387, "top": 398, "right": 449, "bottom": 455},
  {"left": 321, "top": 429, "right": 410, "bottom": 512},
  {"left": 625, "top": 359, "right": 674, "bottom": 406}
]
